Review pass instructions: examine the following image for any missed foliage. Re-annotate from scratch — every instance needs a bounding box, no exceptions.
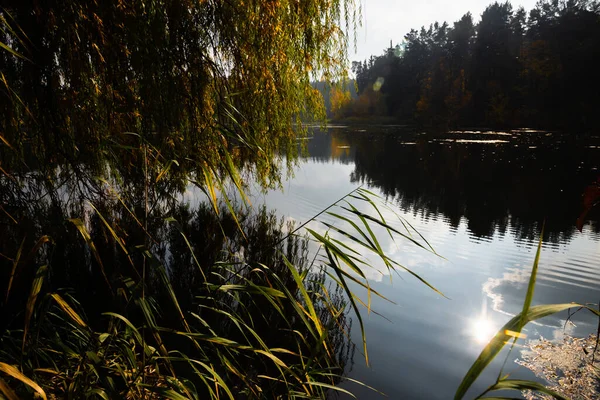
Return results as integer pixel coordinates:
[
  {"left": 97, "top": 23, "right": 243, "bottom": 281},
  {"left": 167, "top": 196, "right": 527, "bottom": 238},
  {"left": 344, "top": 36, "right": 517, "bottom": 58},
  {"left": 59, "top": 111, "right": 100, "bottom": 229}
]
[
  {"left": 349, "top": 0, "right": 600, "bottom": 130},
  {"left": 0, "top": 103, "right": 444, "bottom": 399},
  {"left": 311, "top": 80, "right": 358, "bottom": 119},
  {"left": 330, "top": 86, "right": 353, "bottom": 119},
  {"left": 0, "top": 0, "right": 360, "bottom": 186},
  {"left": 0, "top": 182, "right": 356, "bottom": 399}
]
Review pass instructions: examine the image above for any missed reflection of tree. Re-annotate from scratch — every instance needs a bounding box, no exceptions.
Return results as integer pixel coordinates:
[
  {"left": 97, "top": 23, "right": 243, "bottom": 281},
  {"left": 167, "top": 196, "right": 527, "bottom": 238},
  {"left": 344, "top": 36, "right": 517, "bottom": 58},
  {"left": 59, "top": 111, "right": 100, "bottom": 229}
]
[
  {"left": 309, "top": 130, "right": 599, "bottom": 242},
  {"left": 306, "top": 128, "right": 356, "bottom": 164},
  {"left": 161, "top": 204, "right": 355, "bottom": 392},
  {"left": 0, "top": 163, "right": 354, "bottom": 396}
]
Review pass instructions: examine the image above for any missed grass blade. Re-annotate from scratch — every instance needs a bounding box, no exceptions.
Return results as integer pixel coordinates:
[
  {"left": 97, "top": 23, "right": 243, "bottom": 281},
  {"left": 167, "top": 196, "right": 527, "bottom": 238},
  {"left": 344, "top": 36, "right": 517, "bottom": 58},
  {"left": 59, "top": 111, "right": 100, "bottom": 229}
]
[
  {"left": 23, "top": 265, "right": 47, "bottom": 353},
  {"left": 0, "top": 362, "right": 47, "bottom": 400},
  {"left": 88, "top": 203, "right": 134, "bottom": 267},
  {"left": 164, "top": 218, "right": 208, "bottom": 282},
  {"left": 68, "top": 218, "right": 112, "bottom": 292},
  {"left": 324, "top": 246, "right": 370, "bottom": 365},
  {"left": 455, "top": 225, "right": 550, "bottom": 399},
  {"left": 0, "top": 377, "right": 19, "bottom": 400},
  {"left": 155, "top": 159, "right": 179, "bottom": 183},
  {"left": 5, "top": 237, "right": 25, "bottom": 304},
  {"left": 305, "top": 381, "right": 356, "bottom": 398},
  {"left": 0, "top": 40, "right": 30, "bottom": 61},
  {"left": 50, "top": 293, "right": 87, "bottom": 328},
  {"left": 478, "top": 378, "right": 569, "bottom": 399},
  {"left": 519, "top": 224, "right": 544, "bottom": 331}
]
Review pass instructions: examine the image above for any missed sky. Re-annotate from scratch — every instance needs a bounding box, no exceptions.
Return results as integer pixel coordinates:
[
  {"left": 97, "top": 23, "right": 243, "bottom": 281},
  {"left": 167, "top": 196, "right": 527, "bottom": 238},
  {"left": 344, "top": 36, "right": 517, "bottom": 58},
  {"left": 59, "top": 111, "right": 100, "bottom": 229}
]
[{"left": 349, "top": 0, "right": 539, "bottom": 63}]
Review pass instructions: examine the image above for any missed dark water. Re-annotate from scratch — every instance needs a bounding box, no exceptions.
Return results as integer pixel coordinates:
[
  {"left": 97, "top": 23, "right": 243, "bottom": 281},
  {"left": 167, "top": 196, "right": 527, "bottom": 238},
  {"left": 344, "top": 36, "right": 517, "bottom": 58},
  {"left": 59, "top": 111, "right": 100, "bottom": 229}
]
[{"left": 245, "top": 126, "right": 600, "bottom": 399}]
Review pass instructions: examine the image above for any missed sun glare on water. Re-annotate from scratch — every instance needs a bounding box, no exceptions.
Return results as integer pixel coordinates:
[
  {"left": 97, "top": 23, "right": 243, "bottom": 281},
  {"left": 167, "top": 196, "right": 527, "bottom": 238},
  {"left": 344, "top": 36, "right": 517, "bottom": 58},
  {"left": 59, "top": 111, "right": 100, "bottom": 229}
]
[{"left": 471, "top": 318, "right": 496, "bottom": 344}]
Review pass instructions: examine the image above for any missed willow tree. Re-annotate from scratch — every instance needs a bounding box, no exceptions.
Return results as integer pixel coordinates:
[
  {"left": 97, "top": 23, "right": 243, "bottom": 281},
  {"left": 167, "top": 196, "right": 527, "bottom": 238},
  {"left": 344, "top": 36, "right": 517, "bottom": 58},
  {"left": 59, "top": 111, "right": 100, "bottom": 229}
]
[
  {"left": 0, "top": 0, "right": 359, "bottom": 184},
  {"left": 0, "top": 2, "right": 377, "bottom": 399}
]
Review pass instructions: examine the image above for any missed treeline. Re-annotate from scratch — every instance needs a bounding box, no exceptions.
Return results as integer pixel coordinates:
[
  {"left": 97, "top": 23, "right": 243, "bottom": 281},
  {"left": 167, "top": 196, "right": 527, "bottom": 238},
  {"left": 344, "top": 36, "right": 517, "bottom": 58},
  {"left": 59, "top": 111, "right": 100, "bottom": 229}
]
[{"left": 342, "top": 0, "right": 600, "bottom": 130}]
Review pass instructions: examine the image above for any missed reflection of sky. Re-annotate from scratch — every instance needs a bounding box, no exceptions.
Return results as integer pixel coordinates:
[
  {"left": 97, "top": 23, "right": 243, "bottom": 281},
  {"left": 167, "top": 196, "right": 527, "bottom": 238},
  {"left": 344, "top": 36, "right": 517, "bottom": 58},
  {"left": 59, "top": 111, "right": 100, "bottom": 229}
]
[{"left": 183, "top": 135, "right": 600, "bottom": 399}]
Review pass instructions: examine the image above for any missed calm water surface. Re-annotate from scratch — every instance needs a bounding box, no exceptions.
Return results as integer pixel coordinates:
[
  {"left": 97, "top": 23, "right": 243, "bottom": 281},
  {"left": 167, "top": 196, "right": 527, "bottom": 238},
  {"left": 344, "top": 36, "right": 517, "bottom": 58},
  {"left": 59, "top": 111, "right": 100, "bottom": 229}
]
[{"left": 249, "top": 127, "right": 600, "bottom": 399}]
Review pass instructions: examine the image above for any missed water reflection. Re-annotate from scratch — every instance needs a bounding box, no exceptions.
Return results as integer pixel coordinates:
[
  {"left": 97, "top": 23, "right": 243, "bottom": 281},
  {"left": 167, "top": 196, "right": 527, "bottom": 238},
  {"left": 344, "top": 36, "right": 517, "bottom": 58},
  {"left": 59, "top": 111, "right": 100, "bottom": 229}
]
[
  {"left": 306, "top": 127, "right": 600, "bottom": 241},
  {"left": 470, "top": 317, "right": 497, "bottom": 344},
  {"left": 252, "top": 126, "right": 600, "bottom": 398},
  {"left": 3, "top": 125, "right": 598, "bottom": 398},
  {"left": 0, "top": 149, "right": 355, "bottom": 397}
]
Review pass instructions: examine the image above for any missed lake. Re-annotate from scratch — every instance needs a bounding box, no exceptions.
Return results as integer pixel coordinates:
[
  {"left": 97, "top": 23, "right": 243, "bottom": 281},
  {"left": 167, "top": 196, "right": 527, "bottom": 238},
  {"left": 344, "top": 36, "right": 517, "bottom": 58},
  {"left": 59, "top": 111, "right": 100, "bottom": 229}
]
[
  {"left": 1, "top": 124, "right": 599, "bottom": 399},
  {"left": 248, "top": 126, "right": 600, "bottom": 398}
]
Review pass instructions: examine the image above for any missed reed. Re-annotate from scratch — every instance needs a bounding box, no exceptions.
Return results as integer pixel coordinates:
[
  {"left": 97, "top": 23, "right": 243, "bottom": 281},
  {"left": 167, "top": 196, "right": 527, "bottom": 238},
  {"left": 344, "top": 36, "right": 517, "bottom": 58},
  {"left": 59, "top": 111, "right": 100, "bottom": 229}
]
[{"left": 0, "top": 126, "right": 443, "bottom": 399}]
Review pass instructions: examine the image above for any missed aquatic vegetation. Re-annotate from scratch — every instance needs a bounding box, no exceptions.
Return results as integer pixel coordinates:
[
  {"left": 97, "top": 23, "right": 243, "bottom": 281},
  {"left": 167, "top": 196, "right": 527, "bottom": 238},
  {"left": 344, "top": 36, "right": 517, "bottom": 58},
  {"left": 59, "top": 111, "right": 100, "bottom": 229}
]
[
  {"left": 518, "top": 334, "right": 600, "bottom": 400},
  {"left": 0, "top": 112, "right": 442, "bottom": 398},
  {"left": 0, "top": 149, "right": 442, "bottom": 398}
]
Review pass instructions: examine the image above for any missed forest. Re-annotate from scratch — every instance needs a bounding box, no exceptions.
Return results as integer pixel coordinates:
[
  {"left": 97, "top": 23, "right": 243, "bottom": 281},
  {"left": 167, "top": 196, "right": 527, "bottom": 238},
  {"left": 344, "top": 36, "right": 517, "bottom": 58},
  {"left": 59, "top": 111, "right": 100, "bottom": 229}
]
[{"left": 337, "top": 0, "right": 600, "bottom": 130}]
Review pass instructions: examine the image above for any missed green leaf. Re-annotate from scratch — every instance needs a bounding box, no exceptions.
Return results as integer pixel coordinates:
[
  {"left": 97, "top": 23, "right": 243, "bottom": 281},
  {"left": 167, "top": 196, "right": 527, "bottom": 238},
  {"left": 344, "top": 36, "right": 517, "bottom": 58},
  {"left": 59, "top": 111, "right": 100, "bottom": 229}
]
[
  {"left": 280, "top": 254, "right": 324, "bottom": 337},
  {"left": 0, "top": 377, "right": 19, "bottom": 400},
  {"left": 304, "top": 381, "right": 356, "bottom": 398},
  {"left": 0, "top": 40, "right": 30, "bottom": 61},
  {"left": 165, "top": 217, "right": 207, "bottom": 282},
  {"left": 88, "top": 203, "right": 133, "bottom": 265},
  {"left": 479, "top": 378, "right": 570, "bottom": 400},
  {"left": 86, "top": 388, "right": 110, "bottom": 400},
  {"left": 5, "top": 237, "right": 25, "bottom": 304},
  {"left": 520, "top": 224, "right": 544, "bottom": 332},
  {"left": 324, "top": 245, "right": 370, "bottom": 365},
  {"left": 213, "top": 284, "right": 286, "bottom": 298},
  {"left": 155, "top": 159, "right": 179, "bottom": 183},
  {"left": 140, "top": 386, "right": 190, "bottom": 400}
]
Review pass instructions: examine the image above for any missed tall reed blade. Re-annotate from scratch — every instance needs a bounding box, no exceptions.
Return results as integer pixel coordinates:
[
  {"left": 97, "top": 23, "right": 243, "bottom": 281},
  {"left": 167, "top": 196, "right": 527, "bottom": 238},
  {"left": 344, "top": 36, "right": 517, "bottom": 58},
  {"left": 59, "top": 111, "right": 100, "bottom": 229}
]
[
  {"left": 68, "top": 219, "right": 113, "bottom": 292},
  {"left": 22, "top": 265, "right": 47, "bottom": 354},
  {"left": 0, "top": 377, "right": 19, "bottom": 400},
  {"left": 5, "top": 237, "right": 25, "bottom": 304},
  {"left": 0, "top": 363, "right": 47, "bottom": 400}
]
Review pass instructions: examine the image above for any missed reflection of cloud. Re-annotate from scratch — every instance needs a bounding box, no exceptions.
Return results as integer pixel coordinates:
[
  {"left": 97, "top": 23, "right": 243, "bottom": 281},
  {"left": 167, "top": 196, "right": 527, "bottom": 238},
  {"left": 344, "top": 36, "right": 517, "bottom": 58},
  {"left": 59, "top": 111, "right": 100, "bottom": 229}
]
[
  {"left": 550, "top": 322, "right": 575, "bottom": 341},
  {"left": 482, "top": 267, "right": 578, "bottom": 331},
  {"left": 292, "top": 162, "right": 355, "bottom": 191},
  {"left": 482, "top": 266, "right": 529, "bottom": 317}
]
